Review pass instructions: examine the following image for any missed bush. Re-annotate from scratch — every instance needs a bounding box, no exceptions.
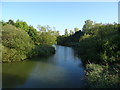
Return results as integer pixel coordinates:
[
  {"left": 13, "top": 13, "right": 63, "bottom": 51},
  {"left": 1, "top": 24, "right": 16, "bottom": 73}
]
[
  {"left": 2, "top": 25, "right": 35, "bottom": 62},
  {"left": 86, "top": 64, "right": 120, "bottom": 88},
  {"left": 31, "top": 45, "right": 55, "bottom": 57},
  {"left": 75, "top": 24, "right": 120, "bottom": 64}
]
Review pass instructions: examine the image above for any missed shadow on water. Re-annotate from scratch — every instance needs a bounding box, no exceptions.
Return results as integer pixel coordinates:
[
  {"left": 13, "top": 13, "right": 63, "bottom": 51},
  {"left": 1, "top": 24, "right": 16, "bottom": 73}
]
[
  {"left": 3, "top": 73, "right": 27, "bottom": 88},
  {"left": 3, "top": 45, "right": 86, "bottom": 88},
  {"left": 2, "top": 60, "right": 37, "bottom": 88}
]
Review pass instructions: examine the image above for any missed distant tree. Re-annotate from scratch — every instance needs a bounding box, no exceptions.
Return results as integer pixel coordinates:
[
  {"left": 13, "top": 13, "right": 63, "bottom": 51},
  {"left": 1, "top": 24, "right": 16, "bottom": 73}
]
[
  {"left": 74, "top": 28, "right": 79, "bottom": 32},
  {"left": 53, "top": 30, "right": 60, "bottom": 37},
  {"left": 56, "top": 31, "right": 60, "bottom": 36},
  {"left": 46, "top": 25, "right": 51, "bottom": 31},
  {"left": 39, "top": 31, "right": 56, "bottom": 45},
  {"left": 70, "top": 30, "right": 74, "bottom": 35},
  {"left": 37, "top": 25, "right": 57, "bottom": 45},
  {"left": 82, "top": 20, "right": 93, "bottom": 34},
  {"left": 65, "top": 29, "right": 69, "bottom": 36},
  {"left": 7, "top": 19, "right": 14, "bottom": 25},
  {"left": 37, "top": 25, "right": 46, "bottom": 32}
]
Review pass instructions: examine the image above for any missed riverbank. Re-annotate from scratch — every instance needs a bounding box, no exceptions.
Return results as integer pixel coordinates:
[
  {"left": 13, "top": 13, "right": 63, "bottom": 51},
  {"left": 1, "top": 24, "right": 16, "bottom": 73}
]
[
  {"left": 57, "top": 43, "right": 120, "bottom": 88},
  {"left": 57, "top": 23, "right": 120, "bottom": 88},
  {"left": 3, "top": 45, "right": 86, "bottom": 88},
  {"left": 86, "top": 63, "right": 120, "bottom": 88},
  {"left": 1, "top": 21, "right": 58, "bottom": 63},
  {"left": 2, "top": 45, "right": 55, "bottom": 63}
]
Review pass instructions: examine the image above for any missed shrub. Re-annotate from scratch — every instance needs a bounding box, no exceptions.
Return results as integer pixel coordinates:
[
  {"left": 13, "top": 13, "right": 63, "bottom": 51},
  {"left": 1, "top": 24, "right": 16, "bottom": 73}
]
[
  {"left": 2, "top": 24, "right": 34, "bottom": 62},
  {"left": 86, "top": 64, "right": 120, "bottom": 88},
  {"left": 31, "top": 45, "right": 55, "bottom": 57}
]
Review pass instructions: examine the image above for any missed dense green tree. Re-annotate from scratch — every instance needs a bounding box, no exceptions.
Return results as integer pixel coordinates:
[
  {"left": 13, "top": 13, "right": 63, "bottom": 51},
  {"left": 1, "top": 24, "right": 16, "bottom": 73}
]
[
  {"left": 11, "top": 20, "right": 40, "bottom": 45},
  {"left": 14, "top": 19, "right": 29, "bottom": 32},
  {"left": 37, "top": 25, "right": 57, "bottom": 45},
  {"left": 1, "top": 20, "right": 56, "bottom": 62},
  {"left": 28, "top": 25, "right": 40, "bottom": 45},
  {"left": 57, "top": 20, "right": 120, "bottom": 64},
  {"left": 78, "top": 23, "right": 120, "bottom": 64},
  {"left": 39, "top": 31, "right": 56, "bottom": 45},
  {"left": 82, "top": 20, "right": 93, "bottom": 34},
  {"left": 2, "top": 24, "right": 34, "bottom": 62}
]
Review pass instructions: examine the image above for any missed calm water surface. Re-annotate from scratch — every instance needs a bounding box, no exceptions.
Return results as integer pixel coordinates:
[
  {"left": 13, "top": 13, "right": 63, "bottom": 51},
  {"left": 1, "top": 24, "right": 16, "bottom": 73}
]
[{"left": 3, "top": 45, "right": 86, "bottom": 88}]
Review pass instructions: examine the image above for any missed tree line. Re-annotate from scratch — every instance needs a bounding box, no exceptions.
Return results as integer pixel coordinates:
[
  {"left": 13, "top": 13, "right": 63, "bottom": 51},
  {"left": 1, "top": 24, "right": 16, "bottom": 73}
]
[
  {"left": 1, "top": 19, "right": 59, "bottom": 62},
  {"left": 57, "top": 19, "right": 120, "bottom": 88}
]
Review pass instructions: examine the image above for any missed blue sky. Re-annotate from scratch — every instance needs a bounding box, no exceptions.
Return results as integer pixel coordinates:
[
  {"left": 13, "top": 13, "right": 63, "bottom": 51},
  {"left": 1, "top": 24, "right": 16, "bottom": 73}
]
[{"left": 2, "top": 2, "right": 118, "bottom": 34}]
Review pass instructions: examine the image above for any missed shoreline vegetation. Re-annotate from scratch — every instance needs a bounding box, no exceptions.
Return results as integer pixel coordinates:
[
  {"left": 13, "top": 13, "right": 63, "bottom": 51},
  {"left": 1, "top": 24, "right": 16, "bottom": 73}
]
[
  {"left": 1, "top": 19, "right": 120, "bottom": 88},
  {"left": 1, "top": 19, "right": 58, "bottom": 63},
  {"left": 57, "top": 20, "right": 120, "bottom": 88}
]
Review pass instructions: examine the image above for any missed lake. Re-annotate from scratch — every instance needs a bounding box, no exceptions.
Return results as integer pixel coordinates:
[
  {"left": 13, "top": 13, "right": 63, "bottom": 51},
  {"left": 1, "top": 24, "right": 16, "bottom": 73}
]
[{"left": 2, "top": 45, "right": 86, "bottom": 88}]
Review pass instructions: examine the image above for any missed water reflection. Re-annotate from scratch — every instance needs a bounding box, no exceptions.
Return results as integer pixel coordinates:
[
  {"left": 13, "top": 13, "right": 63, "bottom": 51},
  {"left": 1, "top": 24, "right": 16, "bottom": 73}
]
[
  {"left": 2, "top": 61, "right": 37, "bottom": 88},
  {"left": 3, "top": 45, "right": 86, "bottom": 88}
]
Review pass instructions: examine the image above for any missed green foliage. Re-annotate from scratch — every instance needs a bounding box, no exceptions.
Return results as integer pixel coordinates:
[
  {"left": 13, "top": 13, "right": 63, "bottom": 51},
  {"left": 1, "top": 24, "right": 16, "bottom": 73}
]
[
  {"left": 14, "top": 19, "right": 29, "bottom": 32},
  {"left": 28, "top": 25, "right": 40, "bottom": 45},
  {"left": 82, "top": 20, "right": 94, "bottom": 34},
  {"left": 57, "top": 30, "right": 84, "bottom": 46},
  {"left": 79, "top": 33, "right": 91, "bottom": 41},
  {"left": 57, "top": 20, "right": 120, "bottom": 88},
  {"left": 69, "top": 30, "right": 74, "bottom": 35},
  {"left": 13, "top": 20, "right": 41, "bottom": 45},
  {"left": 2, "top": 20, "right": 56, "bottom": 62},
  {"left": 86, "top": 64, "right": 120, "bottom": 88},
  {"left": 65, "top": 29, "right": 69, "bottom": 36},
  {"left": 39, "top": 32, "right": 56, "bottom": 45},
  {"left": 0, "top": 20, "right": 7, "bottom": 26},
  {"left": 74, "top": 27, "right": 79, "bottom": 32},
  {"left": 32, "top": 45, "right": 55, "bottom": 57},
  {"left": 1, "top": 20, "right": 59, "bottom": 46},
  {"left": 100, "top": 34, "right": 120, "bottom": 63},
  {"left": 7, "top": 19, "right": 15, "bottom": 25},
  {"left": 37, "top": 25, "right": 58, "bottom": 45},
  {"left": 37, "top": 25, "right": 47, "bottom": 32},
  {"left": 1, "top": 19, "right": 40, "bottom": 45},
  {"left": 78, "top": 23, "right": 120, "bottom": 64},
  {"left": 2, "top": 24, "right": 35, "bottom": 62}
]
